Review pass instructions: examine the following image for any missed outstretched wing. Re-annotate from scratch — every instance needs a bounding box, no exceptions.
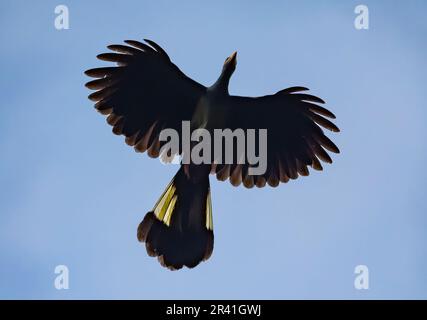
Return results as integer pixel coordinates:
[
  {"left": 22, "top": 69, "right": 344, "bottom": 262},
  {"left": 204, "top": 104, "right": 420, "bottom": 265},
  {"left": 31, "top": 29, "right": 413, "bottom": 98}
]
[
  {"left": 213, "top": 87, "right": 340, "bottom": 188},
  {"left": 85, "top": 39, "right": 206, "bottom": 158}
]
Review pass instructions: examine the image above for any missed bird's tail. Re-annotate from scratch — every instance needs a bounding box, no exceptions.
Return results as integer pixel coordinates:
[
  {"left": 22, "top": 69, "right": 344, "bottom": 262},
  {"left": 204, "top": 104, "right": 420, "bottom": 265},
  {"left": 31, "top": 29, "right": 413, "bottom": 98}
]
[{"left": 137, "top": 166, "right": 214, "bottom": 270}]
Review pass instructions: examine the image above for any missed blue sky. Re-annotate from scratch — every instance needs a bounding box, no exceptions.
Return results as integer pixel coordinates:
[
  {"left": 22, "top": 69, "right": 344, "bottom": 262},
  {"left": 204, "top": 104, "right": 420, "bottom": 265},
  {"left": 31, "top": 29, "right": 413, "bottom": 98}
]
[{"left": 0, "top": 0, "right": 426, "bottom": 299}]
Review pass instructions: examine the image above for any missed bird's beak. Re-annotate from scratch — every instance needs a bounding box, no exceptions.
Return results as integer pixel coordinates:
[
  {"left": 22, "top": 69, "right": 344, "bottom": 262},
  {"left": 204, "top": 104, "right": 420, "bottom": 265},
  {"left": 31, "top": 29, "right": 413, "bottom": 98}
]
[{"left": 229, "top": 51, "right": 237, "bottom": 66}]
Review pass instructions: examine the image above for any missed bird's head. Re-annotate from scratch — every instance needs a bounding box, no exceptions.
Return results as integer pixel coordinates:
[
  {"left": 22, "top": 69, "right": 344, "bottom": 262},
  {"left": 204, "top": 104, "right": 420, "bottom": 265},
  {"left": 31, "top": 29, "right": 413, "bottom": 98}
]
[{"left": 222, "top": 51, "right": 237, "bottom": 75}]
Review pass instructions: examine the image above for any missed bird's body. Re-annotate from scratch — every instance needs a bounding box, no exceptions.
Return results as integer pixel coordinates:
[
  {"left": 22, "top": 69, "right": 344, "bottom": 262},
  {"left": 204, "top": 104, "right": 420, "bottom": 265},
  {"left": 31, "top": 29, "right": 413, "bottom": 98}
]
[
  {"left": 192, "top": 93, "right": 233, "bottom": 134},
  {"left": 85, "top": 39, "right": 340, "bottom": 270}
]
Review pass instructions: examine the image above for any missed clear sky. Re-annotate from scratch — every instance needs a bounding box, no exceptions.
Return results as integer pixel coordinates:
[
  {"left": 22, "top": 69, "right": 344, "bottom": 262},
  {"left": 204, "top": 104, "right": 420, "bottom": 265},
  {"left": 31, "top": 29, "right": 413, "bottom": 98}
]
[{"left": 1, "top": 0, "right": 426, "bottom": 299}]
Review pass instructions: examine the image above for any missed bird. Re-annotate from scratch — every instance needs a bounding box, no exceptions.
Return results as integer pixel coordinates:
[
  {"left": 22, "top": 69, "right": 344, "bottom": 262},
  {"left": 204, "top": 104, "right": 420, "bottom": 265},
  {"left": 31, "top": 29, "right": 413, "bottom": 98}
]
[{"left": 85, "top": 38, "right": 340, "bottom": 270}]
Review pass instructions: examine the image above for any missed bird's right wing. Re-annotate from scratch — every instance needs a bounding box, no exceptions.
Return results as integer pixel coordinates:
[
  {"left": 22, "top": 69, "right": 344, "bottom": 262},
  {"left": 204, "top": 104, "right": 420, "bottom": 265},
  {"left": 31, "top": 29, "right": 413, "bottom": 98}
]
[
  {"left": 85, "top": 39, "right": 206, "bottom": 158},
  {"left": 213, "top": 87, "right": 340, "bottom": 188}
]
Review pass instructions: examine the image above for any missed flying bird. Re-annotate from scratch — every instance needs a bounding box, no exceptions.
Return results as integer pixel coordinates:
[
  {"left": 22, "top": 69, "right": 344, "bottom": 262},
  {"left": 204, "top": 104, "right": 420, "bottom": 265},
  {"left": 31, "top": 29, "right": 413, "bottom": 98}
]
[{"left": 85, "top": 39, "right": 340, "bottom": 270}]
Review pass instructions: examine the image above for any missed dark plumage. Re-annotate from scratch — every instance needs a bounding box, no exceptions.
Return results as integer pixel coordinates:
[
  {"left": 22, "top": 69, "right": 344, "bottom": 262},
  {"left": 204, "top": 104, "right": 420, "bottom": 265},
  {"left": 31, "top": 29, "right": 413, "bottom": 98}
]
[{"left": 85, "top": 39, "right": 340, "bottom": 270}]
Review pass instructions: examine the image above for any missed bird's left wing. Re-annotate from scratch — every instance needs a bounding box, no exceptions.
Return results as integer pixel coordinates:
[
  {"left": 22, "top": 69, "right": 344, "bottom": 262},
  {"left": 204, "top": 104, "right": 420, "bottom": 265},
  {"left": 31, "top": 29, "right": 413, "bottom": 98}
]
[
  {"left": 213, "top": 87, "right": 340, "bottom": 188},
  {"left": 85, "top": 39, "right": 206, "bottom": 158}
]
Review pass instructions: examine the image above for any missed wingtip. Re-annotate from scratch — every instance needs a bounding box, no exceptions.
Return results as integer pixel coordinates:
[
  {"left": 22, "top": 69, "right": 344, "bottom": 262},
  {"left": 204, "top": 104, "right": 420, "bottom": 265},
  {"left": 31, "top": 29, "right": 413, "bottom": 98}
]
[
  {"left": 84, "top": 69, "right": 97, "bottom": 77},
  {"left": 143, "top": 38, "right": 155, "bottom": 47},
  {"left": 278, "top": 86, "right": 310, "bottom": 95}
]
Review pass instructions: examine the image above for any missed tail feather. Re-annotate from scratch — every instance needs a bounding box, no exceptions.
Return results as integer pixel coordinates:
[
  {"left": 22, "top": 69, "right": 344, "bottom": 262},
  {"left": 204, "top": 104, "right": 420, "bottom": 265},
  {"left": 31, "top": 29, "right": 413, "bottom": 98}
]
[{"left": 137, "top": 166, "right": 213, "bottom": 270}]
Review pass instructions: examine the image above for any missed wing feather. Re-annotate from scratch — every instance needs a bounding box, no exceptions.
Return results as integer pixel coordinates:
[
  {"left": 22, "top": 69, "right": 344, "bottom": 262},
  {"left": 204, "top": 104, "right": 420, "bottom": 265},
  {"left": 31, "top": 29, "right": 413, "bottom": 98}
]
[
  {"left": 213, "top": 88, "right": 339, "bottom": 187},
  {"left": 85, "top": 39, "right": 206, "bottom": 158}
]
